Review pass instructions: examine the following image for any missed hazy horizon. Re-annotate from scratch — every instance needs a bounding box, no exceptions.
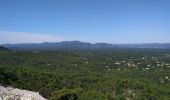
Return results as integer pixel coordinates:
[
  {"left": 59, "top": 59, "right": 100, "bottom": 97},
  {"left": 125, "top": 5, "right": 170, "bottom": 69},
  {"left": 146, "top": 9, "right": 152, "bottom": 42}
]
[
  {"left": 1, "top": 39, "right": 170, "bottom": 45},
  {"left": 0, "top": 0, "right": 170, "bottom": 44}
]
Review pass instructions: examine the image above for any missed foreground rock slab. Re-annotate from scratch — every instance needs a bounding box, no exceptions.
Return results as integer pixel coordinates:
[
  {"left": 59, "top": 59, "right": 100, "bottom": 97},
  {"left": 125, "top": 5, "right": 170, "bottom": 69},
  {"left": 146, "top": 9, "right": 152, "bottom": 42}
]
[{"left": 0, "top": 86, "right": 47, "bottom": 100}]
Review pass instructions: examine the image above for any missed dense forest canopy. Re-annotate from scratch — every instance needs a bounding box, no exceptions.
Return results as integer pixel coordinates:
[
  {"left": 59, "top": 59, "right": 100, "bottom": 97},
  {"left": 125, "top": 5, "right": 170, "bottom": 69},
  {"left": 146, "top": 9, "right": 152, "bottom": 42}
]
[{"left": 0, "top": 48, "right": 170, "bottom": 100}]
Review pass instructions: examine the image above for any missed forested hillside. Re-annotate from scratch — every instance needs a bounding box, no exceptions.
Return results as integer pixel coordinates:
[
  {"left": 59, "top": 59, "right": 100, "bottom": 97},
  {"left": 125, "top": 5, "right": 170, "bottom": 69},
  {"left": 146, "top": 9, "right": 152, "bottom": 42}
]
[
  {"left": 0, "top": 46, "right": 9, "bottom": 51},
  {"left": 0, "top": 49, "right": 170, "bottom": 100}
]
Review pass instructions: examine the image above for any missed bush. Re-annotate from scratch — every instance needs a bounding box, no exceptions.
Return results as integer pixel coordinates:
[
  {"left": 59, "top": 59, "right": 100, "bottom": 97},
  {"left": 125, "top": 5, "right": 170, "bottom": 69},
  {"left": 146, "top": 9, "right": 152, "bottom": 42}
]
[{"left": 50, "top": 88, "right": 82, "bottom": 100}]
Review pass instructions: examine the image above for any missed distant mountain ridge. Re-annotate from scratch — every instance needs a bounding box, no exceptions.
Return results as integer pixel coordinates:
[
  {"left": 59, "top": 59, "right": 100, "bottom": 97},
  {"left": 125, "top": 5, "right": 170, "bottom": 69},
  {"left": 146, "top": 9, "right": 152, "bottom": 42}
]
[
  {"left": 0, "top": 46, "right": 10, "bottom": 51},
  {"left": 2, "top": 41, "right": 170, "bottom": 50}
]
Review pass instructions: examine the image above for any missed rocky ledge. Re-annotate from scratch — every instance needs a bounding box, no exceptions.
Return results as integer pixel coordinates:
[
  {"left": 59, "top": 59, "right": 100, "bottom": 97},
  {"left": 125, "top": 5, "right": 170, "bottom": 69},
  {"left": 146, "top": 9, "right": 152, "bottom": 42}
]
[{"left": 0, "top": 86, "right": 47, "bottom": 100}]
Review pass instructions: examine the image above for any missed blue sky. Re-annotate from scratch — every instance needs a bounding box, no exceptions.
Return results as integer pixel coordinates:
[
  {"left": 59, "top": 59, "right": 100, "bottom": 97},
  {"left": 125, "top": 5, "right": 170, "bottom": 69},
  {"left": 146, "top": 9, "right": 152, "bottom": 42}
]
[{"left": 0, "top": 0, "right": 170, "bottom": 44}]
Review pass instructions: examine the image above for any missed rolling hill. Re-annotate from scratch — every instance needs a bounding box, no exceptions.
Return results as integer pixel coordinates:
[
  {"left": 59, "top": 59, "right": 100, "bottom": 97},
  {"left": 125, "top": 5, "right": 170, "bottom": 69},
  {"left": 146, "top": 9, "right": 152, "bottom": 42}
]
[
  {"left": 2, "top": 41, "right": 170, "bottom": 51},
  {"left": 0, "top": 46, "right": 10, "bottom": 51}
]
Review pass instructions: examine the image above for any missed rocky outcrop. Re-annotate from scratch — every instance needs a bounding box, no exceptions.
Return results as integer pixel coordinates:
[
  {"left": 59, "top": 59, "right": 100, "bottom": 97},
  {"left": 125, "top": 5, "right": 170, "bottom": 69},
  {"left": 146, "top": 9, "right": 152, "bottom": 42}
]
[{"left": 0, "top": 86, "right": 47, "bottom": 100}]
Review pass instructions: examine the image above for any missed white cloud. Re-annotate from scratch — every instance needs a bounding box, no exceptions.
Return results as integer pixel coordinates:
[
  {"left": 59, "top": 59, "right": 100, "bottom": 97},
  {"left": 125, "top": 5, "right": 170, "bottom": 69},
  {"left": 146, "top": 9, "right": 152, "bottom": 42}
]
[{"left": 0, "top": 31, "right": 64, "bottom": 44}]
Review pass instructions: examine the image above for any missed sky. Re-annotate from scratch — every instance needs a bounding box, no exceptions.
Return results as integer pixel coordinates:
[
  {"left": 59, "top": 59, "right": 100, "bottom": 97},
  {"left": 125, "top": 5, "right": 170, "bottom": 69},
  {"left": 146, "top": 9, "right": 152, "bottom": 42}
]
[{"left": 0, "top": 0, "right": 170, "bottom": 44}]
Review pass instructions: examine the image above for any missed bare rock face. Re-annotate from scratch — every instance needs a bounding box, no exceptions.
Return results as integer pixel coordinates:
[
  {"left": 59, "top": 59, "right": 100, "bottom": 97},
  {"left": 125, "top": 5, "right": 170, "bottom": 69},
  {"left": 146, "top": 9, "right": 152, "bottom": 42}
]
[{"left": 0, "top": 86, "right": 47, "bottom": 100}]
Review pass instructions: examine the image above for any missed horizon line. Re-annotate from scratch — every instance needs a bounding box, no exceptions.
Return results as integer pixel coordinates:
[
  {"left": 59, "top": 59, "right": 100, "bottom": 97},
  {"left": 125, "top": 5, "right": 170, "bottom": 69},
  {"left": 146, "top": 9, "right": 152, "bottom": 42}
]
[{"left": 1, "top": 40, "right": 170, "bottom": 45}]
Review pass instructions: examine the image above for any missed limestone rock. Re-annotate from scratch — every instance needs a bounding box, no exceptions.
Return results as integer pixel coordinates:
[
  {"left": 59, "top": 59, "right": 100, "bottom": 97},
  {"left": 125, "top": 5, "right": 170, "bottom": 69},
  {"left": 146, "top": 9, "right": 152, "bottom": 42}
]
[{"left": 0, "top": 86, "right": 47, "bottom": 100}]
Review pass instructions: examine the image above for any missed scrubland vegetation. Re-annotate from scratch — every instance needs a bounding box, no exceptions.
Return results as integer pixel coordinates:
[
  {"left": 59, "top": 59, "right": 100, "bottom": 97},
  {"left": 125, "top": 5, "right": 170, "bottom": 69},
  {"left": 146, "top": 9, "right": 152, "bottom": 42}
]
[{"left": 0, "top": 49, "right": 170, "bottom": 100}]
